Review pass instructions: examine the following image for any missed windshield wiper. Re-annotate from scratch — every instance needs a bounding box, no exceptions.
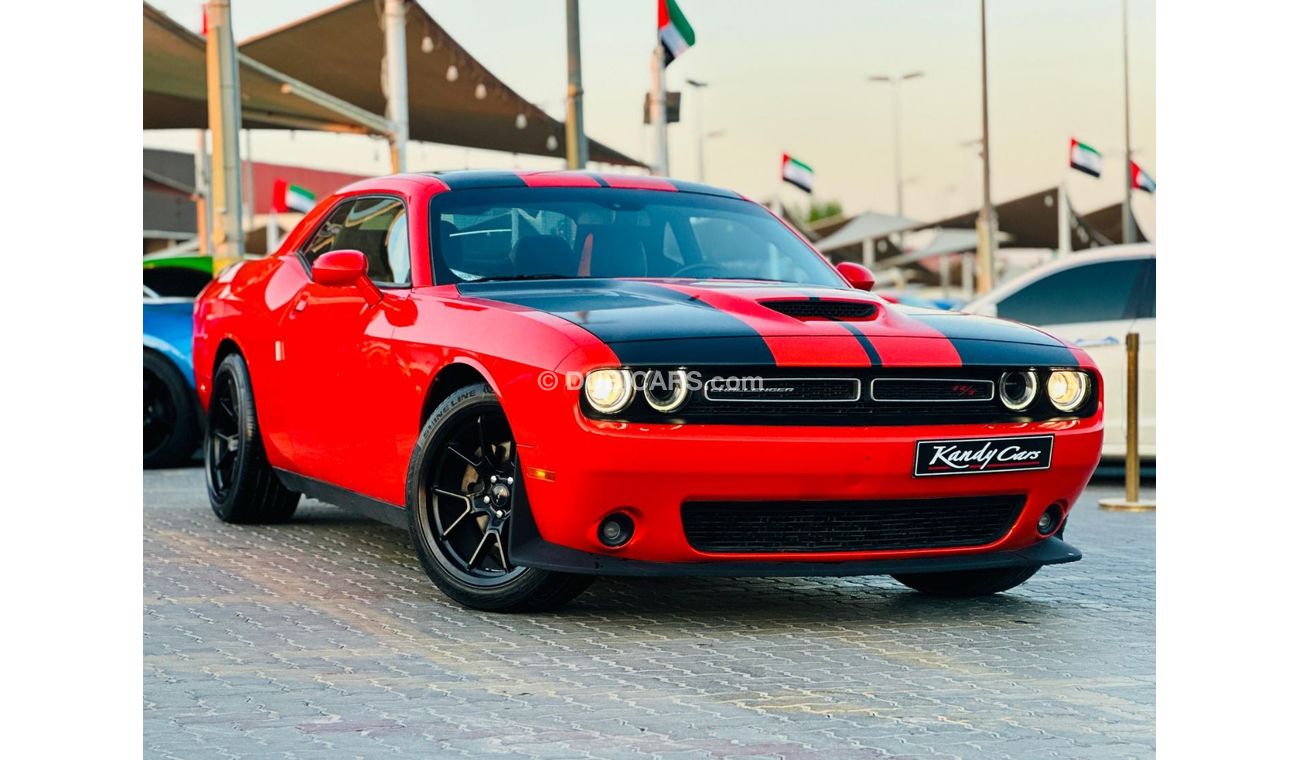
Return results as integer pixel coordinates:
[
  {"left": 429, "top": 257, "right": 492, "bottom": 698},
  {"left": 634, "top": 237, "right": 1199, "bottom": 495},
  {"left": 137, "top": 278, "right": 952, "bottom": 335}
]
[{"left": 467, "top": 273, "right": 574, "bottom": 283}]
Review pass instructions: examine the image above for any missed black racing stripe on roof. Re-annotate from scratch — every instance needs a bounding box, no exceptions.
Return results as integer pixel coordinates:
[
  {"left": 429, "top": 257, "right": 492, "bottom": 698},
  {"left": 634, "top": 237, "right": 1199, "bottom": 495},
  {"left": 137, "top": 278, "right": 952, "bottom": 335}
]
[
  {"left": 904, "top": 311, "right": 1079, "bottom": 367},
  {"left": 589, "top": 174, "right": 611, "bottom": 187},
  {"left": 434, "top": 171, "right": 529, "bottom": 190},
  {"left": 667, "top": 179, "right": 743, "bottom": 198}
]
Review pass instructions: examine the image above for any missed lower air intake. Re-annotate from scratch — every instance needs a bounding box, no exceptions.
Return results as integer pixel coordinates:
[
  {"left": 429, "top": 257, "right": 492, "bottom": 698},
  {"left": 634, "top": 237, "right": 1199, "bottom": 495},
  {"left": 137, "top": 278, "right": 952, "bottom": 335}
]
[{"left": 681, "top": 495, "right": 1025, "bottom": 553}]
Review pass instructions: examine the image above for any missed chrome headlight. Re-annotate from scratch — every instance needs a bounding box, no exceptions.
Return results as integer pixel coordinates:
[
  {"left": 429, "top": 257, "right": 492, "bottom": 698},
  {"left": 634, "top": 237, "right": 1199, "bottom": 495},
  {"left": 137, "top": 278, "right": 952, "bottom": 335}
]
[
  {"left": 1047, "top": 370, "right": 1090, "bottom": 412},
  {"left": 644, "top": 369, "right": 689, "bottom": 413},
  {"left": 999, "top": 370, "right": 1039, "bottom": 411},
  {"left": 584, "top": 369, "right": 634, "bottom": 414}
]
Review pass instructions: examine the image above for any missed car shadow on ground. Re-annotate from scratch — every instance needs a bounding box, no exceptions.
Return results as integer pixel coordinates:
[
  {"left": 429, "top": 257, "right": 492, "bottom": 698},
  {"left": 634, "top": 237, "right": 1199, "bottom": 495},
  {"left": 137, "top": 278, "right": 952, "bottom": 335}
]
[{"left": 284, "top": 501, "right": 1065, "bottom": 629}]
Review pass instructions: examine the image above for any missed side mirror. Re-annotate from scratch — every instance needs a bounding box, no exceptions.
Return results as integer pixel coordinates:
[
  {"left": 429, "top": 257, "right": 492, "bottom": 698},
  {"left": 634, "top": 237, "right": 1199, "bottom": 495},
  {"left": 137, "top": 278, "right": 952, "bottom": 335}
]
[
  {"left": 312, "top": 249, "right": 368, "bottom": 287},
  {"left": 836, "top": 261, "right": 876, "bottom": 291}
]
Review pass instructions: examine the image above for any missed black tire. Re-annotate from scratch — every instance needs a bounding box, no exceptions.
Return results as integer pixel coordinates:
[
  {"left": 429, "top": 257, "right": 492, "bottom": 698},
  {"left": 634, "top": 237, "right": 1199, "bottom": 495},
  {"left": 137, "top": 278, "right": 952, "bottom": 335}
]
[
  {"left": 892, "top": 565, "right": 1040, "bottom": 597},
  {"left": 205, "top": 353, "right": 299, "bottom": 524},
  {"left": 406, "top": 383, "right": 593, "bottom": 612},
  {"left": 144, "top": 349, "right": 201, "bottom": 469}
]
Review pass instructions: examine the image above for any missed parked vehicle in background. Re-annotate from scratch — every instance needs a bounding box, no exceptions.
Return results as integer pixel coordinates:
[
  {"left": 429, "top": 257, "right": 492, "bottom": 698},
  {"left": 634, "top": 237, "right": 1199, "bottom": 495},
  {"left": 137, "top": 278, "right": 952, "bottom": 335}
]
[
  {"left": 963, "top": 244, "right": 1155, "bottom": 460},
  {"left": 144, "top": 284, "right": 202, "bottom": 468}
]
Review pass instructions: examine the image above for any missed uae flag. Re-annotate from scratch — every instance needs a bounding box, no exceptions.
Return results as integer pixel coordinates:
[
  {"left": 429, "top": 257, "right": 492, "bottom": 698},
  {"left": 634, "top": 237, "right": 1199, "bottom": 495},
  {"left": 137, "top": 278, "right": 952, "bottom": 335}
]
[
  {"left": 1130, "top": 161, "right": 1156, "bottom": 193},
  {"left": 781, "top": 154, "right": 814, "bottom": 193},
  {"left": 1069, "top": 138, "right": 1103, "bottom": 178},
  {"left": 658, "top": 0, "right": 695, "bottom": 66},
  {"left": 272, "top": 179, "right": 316, "bottom": 213}
]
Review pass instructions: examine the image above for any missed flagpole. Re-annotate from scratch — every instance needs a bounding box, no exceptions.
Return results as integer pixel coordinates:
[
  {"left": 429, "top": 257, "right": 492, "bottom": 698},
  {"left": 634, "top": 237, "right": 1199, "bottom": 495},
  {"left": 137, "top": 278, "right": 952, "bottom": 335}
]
[
  {"left": 1120, "top": 0, "right": 1135, "bottom": 244},
  {"left": 974, "top": 0, "right": 997, "bottom": 295},
  {"left": 650, "top": 45, "right": 668, "bottom": 176}
]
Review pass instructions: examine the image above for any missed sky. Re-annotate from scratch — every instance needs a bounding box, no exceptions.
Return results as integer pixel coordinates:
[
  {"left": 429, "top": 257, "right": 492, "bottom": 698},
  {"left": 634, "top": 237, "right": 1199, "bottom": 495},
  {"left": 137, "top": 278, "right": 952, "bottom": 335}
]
[{"left": 144, "top": 0, "right": 1155, "bottom": 234}]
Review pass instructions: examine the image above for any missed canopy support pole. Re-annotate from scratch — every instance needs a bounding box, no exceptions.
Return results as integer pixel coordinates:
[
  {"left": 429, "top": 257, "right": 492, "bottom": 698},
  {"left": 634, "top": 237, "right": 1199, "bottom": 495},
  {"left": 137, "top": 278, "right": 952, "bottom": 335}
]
[
  {"left": 565, "top": 0, "right": 589, "bottom": 169},
  {"left": 205, "top": 0, "right": 244, "bottom": 270},
  {"left": 383, "top": 0, "right": 410, "bottom": 173}
]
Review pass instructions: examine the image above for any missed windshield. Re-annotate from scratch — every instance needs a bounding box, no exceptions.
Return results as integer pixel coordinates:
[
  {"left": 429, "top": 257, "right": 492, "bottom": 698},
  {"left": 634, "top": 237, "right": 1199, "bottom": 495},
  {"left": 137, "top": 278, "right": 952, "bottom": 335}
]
[{"left": 429, "top": 187, "right": 845, "bottom": 288}]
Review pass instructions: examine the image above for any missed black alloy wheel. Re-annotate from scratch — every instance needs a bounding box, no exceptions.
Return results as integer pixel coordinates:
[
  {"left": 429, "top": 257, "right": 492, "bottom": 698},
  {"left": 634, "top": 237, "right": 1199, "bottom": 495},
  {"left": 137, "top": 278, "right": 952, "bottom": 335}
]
[
  {"left": 419, "top": 408, "right": 526, "bottom": 585},
  {"left": 407, "top": 383, "right": 593, "bottom": 611},
  {"left": 204, "top": 353, "right": 299, "bottom": 524},
  {"left": 206, "top": 372, "right": 242, "bottom": 502},
  {"left": 143, "top": 350, "right": 200, "bottom": 469},
  {"left": 143, "top": 368, "right": 177, "bottom": 459}
]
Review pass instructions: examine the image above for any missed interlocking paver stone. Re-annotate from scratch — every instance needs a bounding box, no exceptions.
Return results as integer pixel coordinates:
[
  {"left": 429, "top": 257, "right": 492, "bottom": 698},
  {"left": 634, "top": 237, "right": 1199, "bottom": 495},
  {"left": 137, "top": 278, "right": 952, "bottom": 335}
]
[{"left": 145, "top": 467, "right": 1154, "bottom": 758}]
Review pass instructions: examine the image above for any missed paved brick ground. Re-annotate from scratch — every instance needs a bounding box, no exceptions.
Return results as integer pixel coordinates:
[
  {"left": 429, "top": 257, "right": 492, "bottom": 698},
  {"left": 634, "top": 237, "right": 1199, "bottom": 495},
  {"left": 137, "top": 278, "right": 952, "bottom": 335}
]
[{"left": 144, "top": 467, "right": 1154, "bottom": 759}]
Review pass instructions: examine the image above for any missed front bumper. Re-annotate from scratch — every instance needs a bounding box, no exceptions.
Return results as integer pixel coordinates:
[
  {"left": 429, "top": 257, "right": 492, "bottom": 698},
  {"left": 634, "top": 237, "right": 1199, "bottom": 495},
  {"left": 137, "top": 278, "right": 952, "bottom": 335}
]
[{"left": 510, "top": 413, "right": 1103, "bottom": 572}]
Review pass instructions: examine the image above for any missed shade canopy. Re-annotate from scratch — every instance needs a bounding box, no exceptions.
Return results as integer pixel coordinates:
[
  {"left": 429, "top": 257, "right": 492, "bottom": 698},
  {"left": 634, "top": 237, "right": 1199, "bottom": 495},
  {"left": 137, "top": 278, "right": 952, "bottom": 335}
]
[
  {"left": 144, "top": 1, "right": 642, "bottom": 166},
  {"left": 145, "top": 3, "right": 381, "bottom": 134},
  {"left": 925, "top": 189, "right": 1117, "bottom": 250},
  {"left": 1080, "top": 203, "right": 1149, "bottom": 245},
  {"left": 814, "top": 211, "right": 920, "bottom": 254},
  {"left": 237, "top": 0, "right": 641, "bottom": 166}
]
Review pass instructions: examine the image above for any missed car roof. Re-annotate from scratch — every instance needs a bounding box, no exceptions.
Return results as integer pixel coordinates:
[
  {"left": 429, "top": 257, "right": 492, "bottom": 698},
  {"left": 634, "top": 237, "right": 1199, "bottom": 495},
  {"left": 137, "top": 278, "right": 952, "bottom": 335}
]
[{"left": 340, "top": 170, "right": 746, "bottom": 200}]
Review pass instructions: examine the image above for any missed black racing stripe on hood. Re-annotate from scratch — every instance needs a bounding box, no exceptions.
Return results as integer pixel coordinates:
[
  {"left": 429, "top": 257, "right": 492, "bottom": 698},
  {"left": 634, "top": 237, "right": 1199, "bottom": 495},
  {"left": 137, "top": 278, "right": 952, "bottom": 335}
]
[
  {"left": 904, "top": 310, "right": 1079, "bottom": 367},
  {"left": 460, "top": 279, "right": 777, "bottom": 366},
  {"left": 832, "top": 319, "right": 883, "bottom": 365},
  {"left": 435, "top": 171, "right": 528, "bottom": 190}
]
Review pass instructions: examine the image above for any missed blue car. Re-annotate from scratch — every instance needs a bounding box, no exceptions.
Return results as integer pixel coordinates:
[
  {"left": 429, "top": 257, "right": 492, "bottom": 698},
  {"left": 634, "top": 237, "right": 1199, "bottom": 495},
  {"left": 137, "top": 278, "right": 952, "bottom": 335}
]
[{"left": 144, "top": 286, "right": 201, "bottom": 467}]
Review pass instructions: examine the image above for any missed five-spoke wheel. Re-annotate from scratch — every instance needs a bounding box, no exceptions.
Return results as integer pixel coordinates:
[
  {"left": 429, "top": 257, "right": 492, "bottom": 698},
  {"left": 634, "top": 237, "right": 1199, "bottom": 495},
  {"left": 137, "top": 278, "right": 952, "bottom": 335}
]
[{"left": 407, "top": 383, "right": 593, "bottom": 611}]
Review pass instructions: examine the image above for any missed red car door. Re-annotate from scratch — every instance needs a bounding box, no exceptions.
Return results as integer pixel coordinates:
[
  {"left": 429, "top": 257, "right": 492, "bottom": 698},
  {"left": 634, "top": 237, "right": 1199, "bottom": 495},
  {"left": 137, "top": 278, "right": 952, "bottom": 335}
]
[{"left": 274, "top": 196, "right": 413, "bottom": 498}]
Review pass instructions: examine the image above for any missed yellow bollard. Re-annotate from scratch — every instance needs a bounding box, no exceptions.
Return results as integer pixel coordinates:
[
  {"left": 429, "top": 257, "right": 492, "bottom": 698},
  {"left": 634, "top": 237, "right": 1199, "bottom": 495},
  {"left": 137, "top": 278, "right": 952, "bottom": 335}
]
[{"left": 1100, "top": 332, "right": 1155, "bottom": 511}]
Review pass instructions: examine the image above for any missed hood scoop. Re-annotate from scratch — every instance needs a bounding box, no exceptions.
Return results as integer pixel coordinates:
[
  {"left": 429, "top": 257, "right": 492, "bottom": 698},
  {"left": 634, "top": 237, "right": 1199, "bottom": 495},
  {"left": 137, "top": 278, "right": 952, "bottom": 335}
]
[{"left": 761, "top": 299, "right": 879, "bottom": 321}]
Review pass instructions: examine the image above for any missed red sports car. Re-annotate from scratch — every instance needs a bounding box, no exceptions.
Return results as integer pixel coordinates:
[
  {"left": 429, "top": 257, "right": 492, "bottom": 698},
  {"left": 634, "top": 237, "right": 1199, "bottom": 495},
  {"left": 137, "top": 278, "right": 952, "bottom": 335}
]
[{"left": 194, "top": 171, "right": 1102, "bottom": 611}]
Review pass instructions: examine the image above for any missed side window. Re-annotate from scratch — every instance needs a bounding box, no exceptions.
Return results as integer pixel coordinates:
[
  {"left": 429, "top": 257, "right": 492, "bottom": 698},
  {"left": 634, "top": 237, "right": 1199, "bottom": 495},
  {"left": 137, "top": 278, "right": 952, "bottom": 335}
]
[
  {"left": 997, "top": 259, "right": 1145, "bottom": 326},
  {"left": 300, "top": 197, "right": 410, "bottom": 286},
  {"left": 1135, "top": 259, "right": 1156, "bottom": 319}
]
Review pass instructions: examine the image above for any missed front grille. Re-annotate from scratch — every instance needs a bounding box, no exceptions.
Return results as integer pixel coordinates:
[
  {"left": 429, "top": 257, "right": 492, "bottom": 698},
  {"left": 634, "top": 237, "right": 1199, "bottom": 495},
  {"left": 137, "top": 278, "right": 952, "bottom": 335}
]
[
  {"left": 762, "top": 300, "right": 878, "bottom": 320},
  {"left": 704, "top": 377, "right": 860, "bottom": 403},
  {"left": 682, "top": 495, "right": 1025, "bottom": 553},
  {"left": 870, "top": 378, "right": 995, "bottom": 402}
]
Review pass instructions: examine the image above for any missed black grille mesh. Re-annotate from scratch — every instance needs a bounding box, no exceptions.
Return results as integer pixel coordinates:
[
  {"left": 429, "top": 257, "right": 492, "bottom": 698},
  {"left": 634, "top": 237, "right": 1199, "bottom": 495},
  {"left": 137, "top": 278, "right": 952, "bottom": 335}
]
[
  {"left": 762, "top": 300, "right": 877, "bottom": 320},
  {"left": 682, "top": 495, "right": 1025, "bottom": 553},
  {"left": 871, "top": 378, "right": 995, "bottom": 402}
]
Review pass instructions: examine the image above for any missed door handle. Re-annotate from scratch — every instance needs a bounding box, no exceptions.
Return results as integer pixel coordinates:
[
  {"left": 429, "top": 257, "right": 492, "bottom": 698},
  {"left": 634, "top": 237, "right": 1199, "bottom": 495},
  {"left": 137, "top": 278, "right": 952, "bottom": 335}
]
[{"left": 1073, "top": 336, "right": 1120, "bottom": 347}]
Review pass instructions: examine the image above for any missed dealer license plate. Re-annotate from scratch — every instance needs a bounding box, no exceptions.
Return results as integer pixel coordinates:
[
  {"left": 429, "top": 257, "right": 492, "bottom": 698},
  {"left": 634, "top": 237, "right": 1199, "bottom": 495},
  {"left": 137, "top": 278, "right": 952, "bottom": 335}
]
[{"left": 913, "top": 435, "right": 1054, "bottom": 477}]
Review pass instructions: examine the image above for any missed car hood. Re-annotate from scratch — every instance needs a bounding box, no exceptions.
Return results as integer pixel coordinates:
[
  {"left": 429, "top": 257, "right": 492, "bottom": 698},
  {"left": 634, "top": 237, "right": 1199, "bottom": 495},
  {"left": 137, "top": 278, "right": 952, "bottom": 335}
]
[{"left": 459, "top": 278, "right": 1081, "bottom": 368}]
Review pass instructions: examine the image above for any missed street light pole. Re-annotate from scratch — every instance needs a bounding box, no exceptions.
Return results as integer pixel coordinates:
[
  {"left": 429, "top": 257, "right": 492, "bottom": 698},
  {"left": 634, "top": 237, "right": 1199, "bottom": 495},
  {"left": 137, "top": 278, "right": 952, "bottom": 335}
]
[
  {"left": 1120, "top": 0, "right": 1136, "bottom": 244},
  {"left": 686, "top": 79, "right": 708, "bottom": 182},
  {"left": 868, "top": 71, "right": 923, "bottom": 219},
  {"left": 564, "top": 0, "right": 589, "bottom": 169},
  {"left": 650, "top": 45, "right": 669, "bottom": 176},
  {"left": 975, "top": 0, "right": 998, "bottom": 294}
]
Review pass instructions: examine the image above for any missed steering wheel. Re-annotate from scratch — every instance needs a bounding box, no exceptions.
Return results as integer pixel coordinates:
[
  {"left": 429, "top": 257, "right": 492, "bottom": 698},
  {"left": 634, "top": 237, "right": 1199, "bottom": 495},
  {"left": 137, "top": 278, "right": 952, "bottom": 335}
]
[{"left": 670, "top": 262, "right": 729, "bottom": 279}]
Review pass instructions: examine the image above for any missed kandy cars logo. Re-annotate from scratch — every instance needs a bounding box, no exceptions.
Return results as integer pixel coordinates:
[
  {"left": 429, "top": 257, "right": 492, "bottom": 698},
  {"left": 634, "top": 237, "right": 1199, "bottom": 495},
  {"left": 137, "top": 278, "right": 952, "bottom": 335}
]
[{"left": 914, "top": 435, "right": 1054, "bottom": 477}]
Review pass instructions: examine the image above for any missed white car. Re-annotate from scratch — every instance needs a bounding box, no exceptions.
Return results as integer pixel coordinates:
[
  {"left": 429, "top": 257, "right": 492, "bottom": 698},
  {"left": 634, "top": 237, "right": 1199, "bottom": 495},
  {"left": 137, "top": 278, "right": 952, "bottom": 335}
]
[{"left": 963, "top": 244, "right": 1155, "bottom": 460}]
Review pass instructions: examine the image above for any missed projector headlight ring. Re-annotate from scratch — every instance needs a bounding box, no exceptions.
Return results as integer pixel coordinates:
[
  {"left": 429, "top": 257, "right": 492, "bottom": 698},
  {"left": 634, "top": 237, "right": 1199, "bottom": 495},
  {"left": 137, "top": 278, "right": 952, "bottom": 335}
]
[
  {"left": 998, "top": 370, "right": 1039, "bottom": 411},
  {"left": 1047, "top": 370, "right": 1090, "bottom": 413},
  {"left": 644, "top": 369, "right": 690, "bottom": 413},
  {"left": 584, "top": 369, "right": 634, "bottom": 414}
]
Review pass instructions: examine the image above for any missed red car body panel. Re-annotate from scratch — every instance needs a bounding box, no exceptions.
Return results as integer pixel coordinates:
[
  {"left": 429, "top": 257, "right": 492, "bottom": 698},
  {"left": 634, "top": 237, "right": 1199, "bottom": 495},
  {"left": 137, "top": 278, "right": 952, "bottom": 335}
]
[{"left": 194, "top": 171, "right": 1102, "bottom": 572}]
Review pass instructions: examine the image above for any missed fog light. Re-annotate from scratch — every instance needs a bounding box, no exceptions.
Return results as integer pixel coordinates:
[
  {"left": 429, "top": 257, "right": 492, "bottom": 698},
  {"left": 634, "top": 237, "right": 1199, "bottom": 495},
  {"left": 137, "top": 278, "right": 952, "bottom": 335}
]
[
  {"left": 1036, "top": 504, "right": 1064, "bottom": 536},
  {"left": 598, "top": 512, "right": 634, "bottom": 547}
]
